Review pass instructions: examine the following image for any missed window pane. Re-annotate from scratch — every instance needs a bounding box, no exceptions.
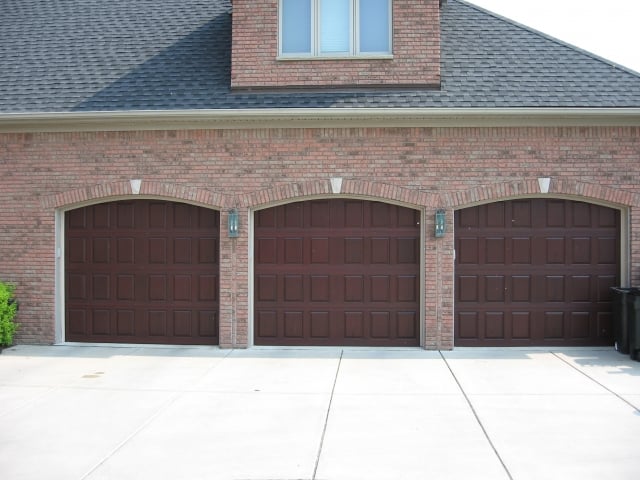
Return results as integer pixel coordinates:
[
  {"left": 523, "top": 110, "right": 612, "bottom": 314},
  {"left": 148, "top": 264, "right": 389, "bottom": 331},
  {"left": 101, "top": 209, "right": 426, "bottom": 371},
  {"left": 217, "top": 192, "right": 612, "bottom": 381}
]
[
  {"left": 359, "top": 0, "right": 389, "bottom": 53},
  {"left": 320, "top": 0, "right": 350, "bottom": 54},
  {"left": 282, "top": 0, "right": 312, "bottom": 54}
]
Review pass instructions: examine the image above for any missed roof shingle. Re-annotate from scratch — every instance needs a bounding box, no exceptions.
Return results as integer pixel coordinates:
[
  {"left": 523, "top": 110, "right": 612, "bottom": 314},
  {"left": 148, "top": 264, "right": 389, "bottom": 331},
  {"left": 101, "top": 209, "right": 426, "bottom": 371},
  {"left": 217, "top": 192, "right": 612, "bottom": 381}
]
[{"left": 1, "top": 0, "right": 639, "bottom": 112}]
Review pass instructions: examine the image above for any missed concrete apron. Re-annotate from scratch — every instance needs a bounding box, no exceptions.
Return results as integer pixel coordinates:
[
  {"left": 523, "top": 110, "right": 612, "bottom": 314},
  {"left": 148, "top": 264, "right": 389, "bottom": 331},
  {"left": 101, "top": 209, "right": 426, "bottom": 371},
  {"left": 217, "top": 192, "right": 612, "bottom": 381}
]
[{"left": 0, "top": 345, "right": 639, "bottom": 480}]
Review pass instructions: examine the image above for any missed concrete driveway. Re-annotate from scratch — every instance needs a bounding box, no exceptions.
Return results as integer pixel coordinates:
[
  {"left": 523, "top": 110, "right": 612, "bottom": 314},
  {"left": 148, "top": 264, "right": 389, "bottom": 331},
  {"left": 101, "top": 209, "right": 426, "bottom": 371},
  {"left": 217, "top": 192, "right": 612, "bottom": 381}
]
[{"left": 0, "top": 345, "right": 639, "bottom": 480}]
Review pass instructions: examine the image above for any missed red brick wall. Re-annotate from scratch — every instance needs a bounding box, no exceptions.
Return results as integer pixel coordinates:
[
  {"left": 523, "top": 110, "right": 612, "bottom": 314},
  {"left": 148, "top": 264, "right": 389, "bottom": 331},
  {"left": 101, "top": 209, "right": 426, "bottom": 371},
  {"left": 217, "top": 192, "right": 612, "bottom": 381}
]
[
  {"left": 1, "top": 125, "right": 639, "bottom": 348},
  {"left": 231, "top": 0, "right": 441, "bottom": 88}
]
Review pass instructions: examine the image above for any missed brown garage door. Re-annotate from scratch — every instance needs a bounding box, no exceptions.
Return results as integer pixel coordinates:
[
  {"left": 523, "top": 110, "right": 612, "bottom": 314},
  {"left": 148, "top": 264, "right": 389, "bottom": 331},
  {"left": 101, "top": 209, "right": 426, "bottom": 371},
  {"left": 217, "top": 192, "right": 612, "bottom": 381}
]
[
  {"left": 66, "top": 200, "right": 219, "bottom": 345},
  {"left": 455, "top": 199, "right": 619, "bottom": 347},
  {"left": 254, "top": 199, "right": 420, "bottom": 346}
]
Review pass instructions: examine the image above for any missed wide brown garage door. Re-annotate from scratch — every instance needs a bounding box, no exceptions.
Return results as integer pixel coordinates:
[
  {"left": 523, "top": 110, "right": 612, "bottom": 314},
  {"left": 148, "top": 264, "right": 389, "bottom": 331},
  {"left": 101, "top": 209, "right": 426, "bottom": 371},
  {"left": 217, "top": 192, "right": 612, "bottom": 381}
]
[
  {"left": 455, "top": 199, "right": 619, "bottom": 347},
  {"left": 66, "top": 200, "right": 219, "bottom": 345},
  {"left": 254, "top": 199, "right": 420, "bottom": 346}
]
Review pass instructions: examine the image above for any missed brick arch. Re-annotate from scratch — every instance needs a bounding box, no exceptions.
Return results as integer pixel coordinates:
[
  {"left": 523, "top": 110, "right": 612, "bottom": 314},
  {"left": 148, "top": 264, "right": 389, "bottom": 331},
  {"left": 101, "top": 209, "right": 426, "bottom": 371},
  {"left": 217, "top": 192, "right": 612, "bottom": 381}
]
[
  {"left": 42, "top": 180, "right": 229, "bottom": 210},
  {"left": 442, "top": 178, "right": 639, "bottom": 209},
  {"left": 239, "top": 178, "right": 435, "bottom": 209}
]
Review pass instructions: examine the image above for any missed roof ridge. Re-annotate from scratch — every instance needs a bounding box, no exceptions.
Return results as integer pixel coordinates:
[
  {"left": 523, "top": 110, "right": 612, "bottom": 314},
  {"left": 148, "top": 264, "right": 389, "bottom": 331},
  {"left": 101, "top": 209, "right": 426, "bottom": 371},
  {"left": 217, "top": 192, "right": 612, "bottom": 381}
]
[{"left": 452, "top": 0, "right": 640, "bottom": 78}]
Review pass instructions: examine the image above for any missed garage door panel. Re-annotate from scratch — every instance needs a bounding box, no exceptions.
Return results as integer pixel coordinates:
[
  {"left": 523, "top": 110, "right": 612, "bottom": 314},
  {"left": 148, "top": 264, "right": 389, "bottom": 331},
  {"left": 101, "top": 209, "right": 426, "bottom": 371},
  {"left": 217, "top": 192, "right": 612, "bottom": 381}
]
[
  {"left": 370, "top": 312, "right": 391, "bottom": 338},
  {"left": 458, "top": 238, "right": 479, "bottom": 264},
  {"left": 68, "top": 238, "right": 87, "bottom": 263},
  {"left": 485, "top": 312, "right": 505, "bottom": 339},
  {"left": 284, "top": 275, "right": 304, "bottom": 301},
  {"left": 511, "top": 200, "right": 532, "bottom": 227},
  {"left": 511, "top": 237, "right": 532, "bottom": 264},
  {"left": 345, "top": 276, "right": 364, "bottom": 302},
  {"left": 397, "top": 312, "right": 417, "bottom": 339},
  {"left": 311, "top": 237, "right": 330, "bottom": 263},
  {"left": 149, "top": 275, "right": 167, "bottom": 301},
  {"left": 284, "top": 203, "right": 303, "bottom": 227},
  {"left": 570, "top": 276, "right": 591, "bottom": 302},
  {"left": 457, "top": 312, "right": 479, "bottom": 339},
  {"left": 92, "top": 310, "right": 111, "bottom": 335},
  {"left": 116, "top": 310, "right": 135, "bottom": 336},
  {"left": 546, "top": 200, "right": 566, "bottom": 227},
  {"left": 257, "top": 311, "right": 278, "bottom": 337},
  {"left": 599, "top": 208, "right": 617, "bottom": 227},
  {"left": 344, "top": 237, "right": 364, "bottom": 263},
  {"left": 199, "top": 275, "right": 218, "bottom": 301},
  {"left": 458, "top": 276, "right": 479, "bottom": 302},
  {"left": 570, "top": 312, "right": 591, "bottom": 339},
  {"left": 486, "top": 202, "right": 506, "bottom": 227},
  {"left": 597, "top": 312, "right": 613, "bottom": 338},
  {"left": 311, "top": 275, "right": 330, "bottom": 302},
  {"left": 344, "top": 312, "right": 364, "bottom": 338},
  {"left": 398, "top": 237, "right": 418, "bottom": 263},
  {"left": 149, "top": 311, "right": 167, "bottom": 336},
  {"left": 311, "top": 312, "right": 330, "bottom": 338},
  {"left": 543, "top": 312, "right": 565, "bottom": 339},
  {"left": 512, "top": 312, "right": 531, "bottom": 339},
  {"left": 92, "top": 238, "right": 110, "bottom": 263},
  {"left": 148, "top": 202, "right": 167, "bottom": 228},
  {"left": 93, "top": 204, "right": 110, "bottom": 228},
  {"left": 284, "top": 312, "right": 304, "bottom": 338},
  {"left": 311, "top": 201, "right": 331, "bottom": 227},
  {"left": 511, "top": 276, "right": 531, "bottom": 302},
  {"left": 255, "top": 200, "right": 420, "bottom": 346},
  {"left": 345, "top": 201, "right": 364, "bottom": 227},
  {"left": 571, "top": 202, "right": 591, "bottom": 227},
  {"left": 598, "top": 237, "right": 618, "bottom": 264},
  {"left": 198, "top": 311, "right": 218, "bottom": 337},
  {"left": 485, "top": 276, "right": 505, "bottom": 302},
  {"left": 486, "top": 238, "right": 505, "bottom": 264},
  {"left": 455, "top": 199, "right": 619, "bottom": 347},
  {"left": 68, "top": 309, "right": 86, "bottom": 335},
  {"left": 371, "top": 238, "right": 390, "bottom": 263},
  {"left": 545, "top": 237, "right": 565, "bottom": 264},
  {"left": 371, "top": 276, "right": 390, "bottom": 302},
  {"left": 66, "top": 201, "right": 219, "bottom": 345},
  {"left": 597, "top": 275, "right": 617, "bottom": 302},
  {"left": 117, "top": 238, "right": 135, "bottom": 263}
]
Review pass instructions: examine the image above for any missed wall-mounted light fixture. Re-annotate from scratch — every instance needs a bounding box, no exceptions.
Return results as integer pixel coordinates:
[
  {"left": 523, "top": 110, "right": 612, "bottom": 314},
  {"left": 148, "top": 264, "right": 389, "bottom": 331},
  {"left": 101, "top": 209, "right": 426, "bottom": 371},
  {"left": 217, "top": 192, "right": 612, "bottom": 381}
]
[
  {"left": 435, "top": 209, "right": 446, "bottom": 238},
  {"left": 228, "top": 208, "right": 239, "bottom": 238}
]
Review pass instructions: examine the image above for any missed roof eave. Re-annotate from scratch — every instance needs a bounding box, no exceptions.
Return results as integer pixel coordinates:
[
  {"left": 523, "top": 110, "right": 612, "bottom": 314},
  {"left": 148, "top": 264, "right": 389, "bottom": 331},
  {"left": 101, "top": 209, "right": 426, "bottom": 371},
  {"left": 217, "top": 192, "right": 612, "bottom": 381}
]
[{"left": 0, "top": 107, "right": 639, "bottom": 133}]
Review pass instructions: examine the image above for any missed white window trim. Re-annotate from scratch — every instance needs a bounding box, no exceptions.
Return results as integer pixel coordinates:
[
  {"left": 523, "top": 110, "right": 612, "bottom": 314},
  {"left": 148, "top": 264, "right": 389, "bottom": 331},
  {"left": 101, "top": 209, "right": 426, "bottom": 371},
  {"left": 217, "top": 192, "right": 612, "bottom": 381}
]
[{"left": 278, "top": 0, "right": 393, "bottom": 60}]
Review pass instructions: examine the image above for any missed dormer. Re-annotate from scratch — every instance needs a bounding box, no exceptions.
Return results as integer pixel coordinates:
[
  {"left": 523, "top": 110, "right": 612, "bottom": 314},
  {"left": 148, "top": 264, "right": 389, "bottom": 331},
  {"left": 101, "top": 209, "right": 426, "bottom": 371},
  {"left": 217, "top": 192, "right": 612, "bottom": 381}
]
[{"left": 231, "top": 0, "right": 442, "bottom": 89}]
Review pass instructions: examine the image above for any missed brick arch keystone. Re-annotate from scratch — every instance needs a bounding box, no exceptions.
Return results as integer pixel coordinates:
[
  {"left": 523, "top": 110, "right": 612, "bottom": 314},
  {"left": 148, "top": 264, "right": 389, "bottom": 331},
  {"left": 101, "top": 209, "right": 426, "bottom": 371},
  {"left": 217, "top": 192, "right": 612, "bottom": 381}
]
[
  {"left": 42, "top": 180, "right": 229, "bottom": 210},
  {"left": 441, "top": 178, "right": 639, "bottom": 209},
  {"left": 239, "top": 178, "right": 435, "bottom": 208}
]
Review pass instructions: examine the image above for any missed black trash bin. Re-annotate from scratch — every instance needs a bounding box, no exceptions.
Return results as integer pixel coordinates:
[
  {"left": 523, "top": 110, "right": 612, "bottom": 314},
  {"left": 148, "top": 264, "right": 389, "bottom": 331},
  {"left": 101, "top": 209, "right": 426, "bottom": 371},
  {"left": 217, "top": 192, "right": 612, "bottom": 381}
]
[
  {"left": 628, "top": 289, "right": 640, "bottom": 362},
  {"left": 611, "top": 287, "right": 633, "bottom": 354}
]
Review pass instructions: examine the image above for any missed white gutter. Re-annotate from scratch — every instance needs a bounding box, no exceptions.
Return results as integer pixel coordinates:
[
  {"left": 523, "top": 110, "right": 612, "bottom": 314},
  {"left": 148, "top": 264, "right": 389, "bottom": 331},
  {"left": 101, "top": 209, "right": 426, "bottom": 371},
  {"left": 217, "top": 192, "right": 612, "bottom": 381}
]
[{"left": 0, "top": 108, "right": 639, "bottom": 132}]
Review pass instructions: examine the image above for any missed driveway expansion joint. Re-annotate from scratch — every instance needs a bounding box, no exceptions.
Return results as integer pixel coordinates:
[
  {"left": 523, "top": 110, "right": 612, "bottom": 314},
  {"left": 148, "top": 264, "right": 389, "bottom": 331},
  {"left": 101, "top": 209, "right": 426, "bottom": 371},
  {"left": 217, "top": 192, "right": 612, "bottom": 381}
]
[{"left": 439, "top": 351, "right": 514, "bottom": 480}]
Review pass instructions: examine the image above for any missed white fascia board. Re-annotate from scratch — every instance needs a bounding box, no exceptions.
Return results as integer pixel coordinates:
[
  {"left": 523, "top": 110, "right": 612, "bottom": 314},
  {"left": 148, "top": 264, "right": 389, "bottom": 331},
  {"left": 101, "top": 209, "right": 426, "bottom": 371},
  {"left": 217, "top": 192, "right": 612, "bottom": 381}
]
[{"left": 0, "top": 108, "right": 639, "bottom": 132}]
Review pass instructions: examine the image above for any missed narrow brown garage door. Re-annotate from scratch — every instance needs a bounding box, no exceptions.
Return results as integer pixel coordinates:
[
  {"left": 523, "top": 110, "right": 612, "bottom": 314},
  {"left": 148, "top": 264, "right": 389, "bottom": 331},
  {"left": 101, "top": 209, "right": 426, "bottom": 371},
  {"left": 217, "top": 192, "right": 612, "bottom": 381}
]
[
  {"left": 455, "top": 199, "right": 619, "bottom": 347},
  {"left": 255, "top": 199, "right": 420, "bottom": 346},
  {"left": 66, "top": 200, "right": 219, "bottom": 345}
]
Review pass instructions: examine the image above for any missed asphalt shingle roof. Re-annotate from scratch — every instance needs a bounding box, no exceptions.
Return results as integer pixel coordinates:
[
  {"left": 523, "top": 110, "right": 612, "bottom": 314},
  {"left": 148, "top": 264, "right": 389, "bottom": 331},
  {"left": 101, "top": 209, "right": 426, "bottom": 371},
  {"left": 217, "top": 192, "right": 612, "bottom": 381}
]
[{"left": 1, "top": 0, "right": 640, "bottom": 112}]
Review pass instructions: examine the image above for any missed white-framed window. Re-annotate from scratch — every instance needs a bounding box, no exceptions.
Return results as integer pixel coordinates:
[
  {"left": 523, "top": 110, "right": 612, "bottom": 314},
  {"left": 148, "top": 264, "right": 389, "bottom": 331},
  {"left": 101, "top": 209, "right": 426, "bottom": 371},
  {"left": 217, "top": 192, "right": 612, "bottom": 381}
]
[{"left": 279, "top": 0, "right": 392, "bottom": 58}]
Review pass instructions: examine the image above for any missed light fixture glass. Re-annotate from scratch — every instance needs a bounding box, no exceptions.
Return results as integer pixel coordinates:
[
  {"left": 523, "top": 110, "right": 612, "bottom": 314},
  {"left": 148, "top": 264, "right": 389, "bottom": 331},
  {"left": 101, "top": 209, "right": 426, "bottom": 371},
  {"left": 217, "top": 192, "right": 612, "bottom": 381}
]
[
  {"left": 228, "top": 208, "right": 239, "bottom": 238},
  {"left": 435, "top": 209, "right": 446, "bottom": 238}
]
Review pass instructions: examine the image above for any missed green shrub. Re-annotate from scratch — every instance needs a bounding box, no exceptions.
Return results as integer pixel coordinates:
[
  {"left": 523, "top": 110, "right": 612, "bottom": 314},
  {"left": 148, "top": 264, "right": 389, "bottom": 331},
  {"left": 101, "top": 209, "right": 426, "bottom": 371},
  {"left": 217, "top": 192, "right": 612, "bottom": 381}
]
[{"left": 0, "top": 281, "right": 19, "bottom": 347}]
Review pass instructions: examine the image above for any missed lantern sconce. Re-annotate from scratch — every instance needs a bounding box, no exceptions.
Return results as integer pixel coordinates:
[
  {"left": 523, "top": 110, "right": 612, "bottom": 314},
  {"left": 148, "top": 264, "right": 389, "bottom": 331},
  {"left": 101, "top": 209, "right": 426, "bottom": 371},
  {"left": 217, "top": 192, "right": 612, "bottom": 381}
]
[
  {"left": 435, "top": 209, "right": 446, "bottom": 238},
  {"left": 228, "top": 208, "right": 239, "bottom": 238}
]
